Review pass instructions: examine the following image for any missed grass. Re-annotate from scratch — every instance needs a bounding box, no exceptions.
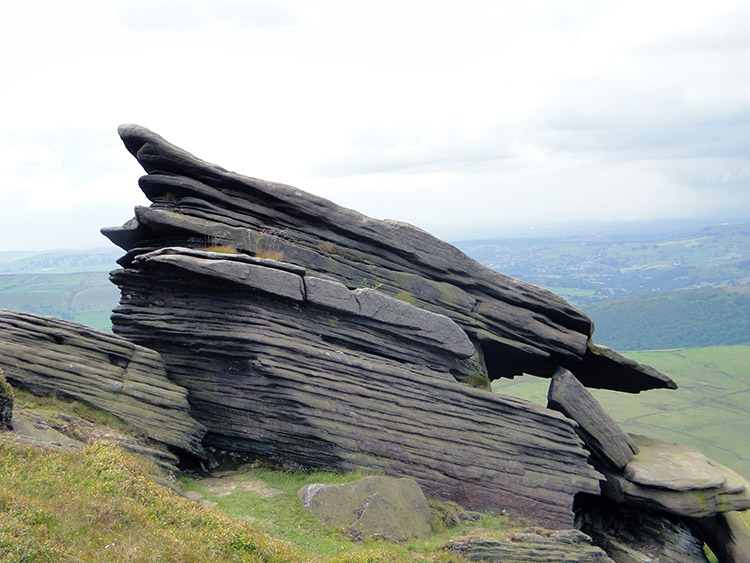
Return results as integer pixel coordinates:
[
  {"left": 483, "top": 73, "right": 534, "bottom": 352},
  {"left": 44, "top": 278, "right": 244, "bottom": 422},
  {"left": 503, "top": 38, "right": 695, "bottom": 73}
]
[
  {"left": 204, "top": 244, "right": 240, "bottom": 254},
  {"left": 0, "top": 441, "right": 299, "bottom": 562},
  {"left": 180, "top": 469, "right": 523, "bottom": 561}
]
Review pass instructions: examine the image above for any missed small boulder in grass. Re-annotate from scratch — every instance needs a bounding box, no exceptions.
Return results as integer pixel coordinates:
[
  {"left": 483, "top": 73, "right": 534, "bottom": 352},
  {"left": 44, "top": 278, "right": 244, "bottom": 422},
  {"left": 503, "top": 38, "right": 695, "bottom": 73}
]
[
  {"left": 0, "top": 367, "right": 13, "bottom": 431},
  {"left": 298, "top": 476, "right": 432, "bottom": 541}
]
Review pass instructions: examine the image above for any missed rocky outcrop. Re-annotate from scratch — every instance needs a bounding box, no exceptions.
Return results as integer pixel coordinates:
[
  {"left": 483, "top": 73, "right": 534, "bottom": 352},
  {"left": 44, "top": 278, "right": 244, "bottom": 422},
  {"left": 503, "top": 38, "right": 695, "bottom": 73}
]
[
  {"left": 100, "top": 124, "right": 750, "bottom": 556},
  {"left": 104, "top": 124, "right": 675, "bottom": 394},
  {"left": 0, "top": 367, "right": 13, "bottom": 431},
  {"left": 298, "top": 476, "right": 432, "bottom": 541},
  {"left": 549, "top": 373, "right": 750, "bottom": 560},
  {"left": 0, "top": 309, "right": 205, "bottom": 459},
  {"left": 99, "top": 127, "right": 612, "bottom": 528}
]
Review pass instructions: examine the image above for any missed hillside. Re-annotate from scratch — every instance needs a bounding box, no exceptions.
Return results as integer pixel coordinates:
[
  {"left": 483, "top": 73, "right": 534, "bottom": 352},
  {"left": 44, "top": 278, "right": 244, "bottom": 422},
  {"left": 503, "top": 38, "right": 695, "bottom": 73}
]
[
  {"left": 493, "top": 345, "right": 750, "bottom": 480},
  {"left": 0, "top": 272, "right": 118, "bottom": 331},
  {"left": 454, "top": 221, "right": 750, "bottom": 350},
  {"left": 585, "top": 286, "right": 750, "bottom": 350},
  {"left": 0, "top": 248, "right": 121, "bottom": 274},
  {"left": 454, "top": 221, "right": 750, "bottom": 305}
]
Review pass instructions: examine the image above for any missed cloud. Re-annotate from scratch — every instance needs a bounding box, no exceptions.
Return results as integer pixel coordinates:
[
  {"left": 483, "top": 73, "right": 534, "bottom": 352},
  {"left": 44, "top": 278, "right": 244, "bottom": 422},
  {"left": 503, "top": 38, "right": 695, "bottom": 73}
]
[
  {"left": 0, "top": 0, "right": 748, "bottom": 250},
  {"left": 112, "top": 0, "right": 306, "bottom": 32}
]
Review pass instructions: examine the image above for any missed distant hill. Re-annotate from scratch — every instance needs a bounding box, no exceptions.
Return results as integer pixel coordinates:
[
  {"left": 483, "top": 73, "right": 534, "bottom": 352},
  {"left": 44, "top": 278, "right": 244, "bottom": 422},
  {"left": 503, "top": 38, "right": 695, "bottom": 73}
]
[
  {"left": 455, "top": 222, "right": 750, "bottom": 305},
  {"left": 493, "top": 345, "right": 750, "bottom": 480},
  {"left": 585, "top": 286, "right": 750, "bottom": 350},
  {"left": 0, "top": 247, "right": 121, "bottom": 274},
  {"left": 456, "top": 221, "right": 750, "bottom": 350},
  {"left": 0, "top": 272, "right": 118, "bottom": 331}
]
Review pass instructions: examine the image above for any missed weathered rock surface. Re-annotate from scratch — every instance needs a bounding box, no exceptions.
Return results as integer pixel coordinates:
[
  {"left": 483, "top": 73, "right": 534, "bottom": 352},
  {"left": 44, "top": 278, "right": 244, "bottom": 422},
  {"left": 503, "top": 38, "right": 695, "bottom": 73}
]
[
  {"left": 694, "top": 511, "right": 750, "bottom": 563},
  {"left": 447, "top": 528, "right": 614, "bottom": 562},
  {"left": 0, "top": 309, "right": 206, "bottom": 459},
  {"left": 103, "top": 124, "right": 675, "bottom": 393},
  {"left": 0, "top": 367, "right": 14, "bottom": 431},
  {"left": 601, "top": 435, "right": 750, "bottom": 517},
  {"left": 107, "top": 246, "right": 601, "bottom": 528},
  {"left": 578, "top": 497, "right": 710, "bottom": 563},
  {"left": 547, "top": 368, "right": 638, "bottom": 469},
  {"left": 298, "top": 476, "right": 432, "bottom": 541}
]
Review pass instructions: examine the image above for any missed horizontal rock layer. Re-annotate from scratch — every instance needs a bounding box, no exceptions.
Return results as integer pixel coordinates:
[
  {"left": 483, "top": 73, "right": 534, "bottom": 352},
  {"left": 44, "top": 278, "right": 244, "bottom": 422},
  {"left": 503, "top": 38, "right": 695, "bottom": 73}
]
[
  {"left": 103, "top": 124, "right": 674, "bottom": 393},
  {"left": 0, "top": 309, "right": 205, "bottom": 458},
  {"left": 447, "top": 528, "right": 614, "bottom": 562},
  {"left": 109, "top": 249, "right": 601, "bottom": 528}
]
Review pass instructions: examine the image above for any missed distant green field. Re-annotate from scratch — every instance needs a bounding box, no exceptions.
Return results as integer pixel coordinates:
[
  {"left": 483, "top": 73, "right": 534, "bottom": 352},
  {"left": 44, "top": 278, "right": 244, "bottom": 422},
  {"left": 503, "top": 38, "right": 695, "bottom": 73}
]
[
  {"left": 0, "top": 272, "right": 118, "bottom": 331},
  {"left": 493, "top": 345, "right": 750, "bottom": 479}
]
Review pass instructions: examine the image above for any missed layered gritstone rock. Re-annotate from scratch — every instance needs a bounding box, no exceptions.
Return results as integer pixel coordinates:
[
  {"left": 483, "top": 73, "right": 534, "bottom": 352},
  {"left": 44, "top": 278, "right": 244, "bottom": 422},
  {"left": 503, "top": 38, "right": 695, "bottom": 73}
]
[{"left": 0, "top": 309, "right": 206, "bottom": 459}]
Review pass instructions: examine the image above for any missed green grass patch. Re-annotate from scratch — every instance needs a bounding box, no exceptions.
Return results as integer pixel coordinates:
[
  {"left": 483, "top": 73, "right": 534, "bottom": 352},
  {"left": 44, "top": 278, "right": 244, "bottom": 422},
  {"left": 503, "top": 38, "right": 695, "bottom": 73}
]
[{"left": 180, "top": 469, "right": 523, "bottom": 561}]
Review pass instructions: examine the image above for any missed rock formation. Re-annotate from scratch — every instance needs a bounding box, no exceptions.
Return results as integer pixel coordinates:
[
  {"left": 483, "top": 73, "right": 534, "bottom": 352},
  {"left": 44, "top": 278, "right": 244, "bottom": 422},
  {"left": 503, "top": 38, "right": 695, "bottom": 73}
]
[
  {"left": 99, "top": 125, "right": 748, "bottom": 559},
  {"left": 0, "top": 309, "right": 206, "bottom": 460},
  {"left": 0, "top": 367, "right": 13, "bottom": 431}
]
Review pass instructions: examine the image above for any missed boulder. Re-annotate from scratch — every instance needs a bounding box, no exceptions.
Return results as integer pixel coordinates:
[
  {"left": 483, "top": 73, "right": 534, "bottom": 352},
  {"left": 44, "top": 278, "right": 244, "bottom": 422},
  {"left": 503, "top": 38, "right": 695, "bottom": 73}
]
[
  {"left": 0, "top": 309, "right": 206, "bottom": 459},
  {"left": 0, "top": 367, "right": 13, "bottom": 431},
  {"left": 298, "top": 476, "right": 431, "bottom": 541},
  {"left": 547, "top": 368, "right": 638, "bottom": 469},
  {"left": 103, "top": 124, "right": 674, "bottom": 393},
  {"left": 446, "top": 528, "right": 614, "bottom": 562}
]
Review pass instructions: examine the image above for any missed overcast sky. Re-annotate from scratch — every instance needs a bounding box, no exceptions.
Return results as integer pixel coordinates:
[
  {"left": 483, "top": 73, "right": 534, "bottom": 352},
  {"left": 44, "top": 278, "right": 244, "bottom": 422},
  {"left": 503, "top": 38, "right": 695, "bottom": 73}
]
[{"left": 1, "top": 0, "right": 749, "bottom": 251}]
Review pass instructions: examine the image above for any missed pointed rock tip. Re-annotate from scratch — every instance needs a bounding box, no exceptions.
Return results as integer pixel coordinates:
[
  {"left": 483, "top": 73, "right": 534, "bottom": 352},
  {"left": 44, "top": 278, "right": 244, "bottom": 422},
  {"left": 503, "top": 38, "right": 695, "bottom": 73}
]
[{"left": 117, "top": 124, "right": 170, "bottom": 160}]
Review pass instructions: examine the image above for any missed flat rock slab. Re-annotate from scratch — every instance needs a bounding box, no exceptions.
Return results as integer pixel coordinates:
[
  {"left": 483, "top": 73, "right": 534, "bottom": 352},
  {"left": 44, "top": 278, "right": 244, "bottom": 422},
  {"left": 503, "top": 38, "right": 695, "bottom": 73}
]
[
  {"left": 447, "top": 528, "right": 613, "bottom": 562},
  {"left": 298, "top": 476, "right": 432, "bottom": 541},
  {"left": 623, "top": 435, "right": 728, "bottom": 490},
  {"left": 602, "top": 434, "right": 750, "bottom": 517}
]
